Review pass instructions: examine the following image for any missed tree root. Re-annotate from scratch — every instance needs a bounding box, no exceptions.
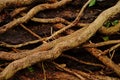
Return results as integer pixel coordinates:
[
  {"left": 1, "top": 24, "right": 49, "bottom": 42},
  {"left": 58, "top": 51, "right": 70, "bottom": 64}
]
[
  {"left": 85, "top": 47, "right": 120, "bottom": 77},
  {"left": 53, "top": 62, "right": 86, "bottom": 80},
  {"left": 0, "top": 0, "right": 72, "bottom": 34},
  {"left": 83, "top": 40, "right": 120, "bottom": 48},
  {"left": 54, "top": 64, "right": 120, "bottom": 80},
  {"left": 1, "top": 0, "right": 120, "bottom": 80},
  {"left": 0, "top": 0, "right": 54, "bottom": 12},
  {"left": 99, "top": 21, "right": 120, "bottom": 35}
]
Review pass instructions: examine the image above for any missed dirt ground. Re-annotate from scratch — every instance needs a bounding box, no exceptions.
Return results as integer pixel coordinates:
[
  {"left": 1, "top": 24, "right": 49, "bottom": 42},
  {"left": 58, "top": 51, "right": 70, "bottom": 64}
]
[{"left": 0, "top": 0, "right": 120, "bottom": 80}]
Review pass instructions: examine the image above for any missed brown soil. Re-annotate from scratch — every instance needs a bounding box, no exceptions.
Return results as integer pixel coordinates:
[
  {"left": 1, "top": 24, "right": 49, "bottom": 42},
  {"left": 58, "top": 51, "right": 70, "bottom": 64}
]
[{"left": 0, "top": 0, "right": 120, "bottom": 80}]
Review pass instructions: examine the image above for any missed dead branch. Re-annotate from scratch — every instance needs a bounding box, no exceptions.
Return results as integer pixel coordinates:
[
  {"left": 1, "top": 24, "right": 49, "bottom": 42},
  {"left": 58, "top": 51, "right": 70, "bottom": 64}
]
[{"left": 0, "top": 0, "right": 72, "bottom": 34}]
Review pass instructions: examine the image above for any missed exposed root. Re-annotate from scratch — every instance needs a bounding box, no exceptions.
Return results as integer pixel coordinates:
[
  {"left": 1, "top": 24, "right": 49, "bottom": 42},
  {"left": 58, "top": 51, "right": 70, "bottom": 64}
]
[
  {"left": 109, "top": 43, "right": 120, "bottom": 52},
  {"left": 10, "top": 7, "right": 28, "bottom": 17},
  {"left": 45, "top": 0, "right": 91, "bottom": 41},
  {"left": 53, "top": 62, "right": 86, "bottom": 80},
  {"left": 0, "top": 27, "right": 86, "bottom": 60},
  {"left": 0, "top": 0, "right": 35, "bottom": 12},
  {"left": 83, "top": 40, "right": 120, "bottom": 48},
  {"left": 99, "top": 21, "right": 120, "bottom": 35},
  {"left": 85, "top": 47, "right": 120, "bottom": 77},
  {"left": 0, "top": 0, "right": 120, "bottom": 80},
  {"left": 61, "top": 54, "right": 104, "bottom": 68},
  {"left": 73, "top": 69, "right": 120, "bottom": 80},
  {"left": 0, "top": 0, "right": 72, "bottom": 34},
  {"left": 20, "top": 24, "right": 42, "bottom": 39}
]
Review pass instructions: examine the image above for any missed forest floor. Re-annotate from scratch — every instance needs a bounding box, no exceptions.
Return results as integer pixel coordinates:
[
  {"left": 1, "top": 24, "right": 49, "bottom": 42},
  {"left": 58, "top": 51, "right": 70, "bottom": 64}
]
[{"left": 0, "top": 0, "right": 120, "bottom": 80}]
